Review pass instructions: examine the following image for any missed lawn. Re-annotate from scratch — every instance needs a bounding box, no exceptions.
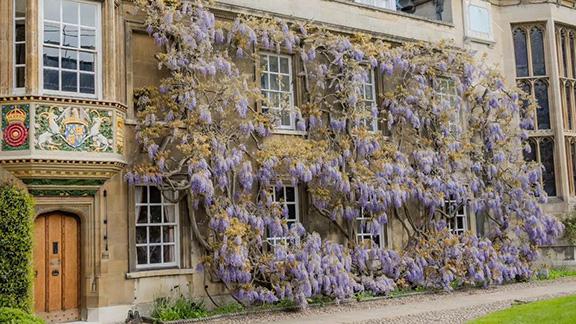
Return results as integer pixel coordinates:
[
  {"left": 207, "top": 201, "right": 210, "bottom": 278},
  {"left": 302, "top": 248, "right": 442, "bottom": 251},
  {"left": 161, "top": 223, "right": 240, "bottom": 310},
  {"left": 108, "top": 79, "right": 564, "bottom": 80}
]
[{"left": 469, "top": 294, "right": 576, "bottom": 324}]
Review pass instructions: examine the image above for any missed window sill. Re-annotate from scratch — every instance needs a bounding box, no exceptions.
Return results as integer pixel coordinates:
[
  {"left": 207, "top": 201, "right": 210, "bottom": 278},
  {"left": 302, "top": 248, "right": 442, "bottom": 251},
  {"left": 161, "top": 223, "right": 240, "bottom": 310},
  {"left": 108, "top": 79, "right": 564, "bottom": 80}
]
[
  {"left": 271, "top": 129, "right": 307, "bottom": 136},
  {"left": 125, "top": 268, "right": 195, "bottom": 279}
]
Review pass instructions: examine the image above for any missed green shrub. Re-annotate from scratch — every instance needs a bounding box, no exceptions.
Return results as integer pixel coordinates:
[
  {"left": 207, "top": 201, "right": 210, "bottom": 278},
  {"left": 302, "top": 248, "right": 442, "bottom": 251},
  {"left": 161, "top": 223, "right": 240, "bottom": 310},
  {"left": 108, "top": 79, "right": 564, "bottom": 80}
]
[
  {"left": 562, "top": 212, "right": 576, "bottom": 245},
  {"left": 151, "top": 296, "right": 208, "bottom": 321},
  {"left": 0, "top": 307, "right": 44, "bottom": 324},
  {"left": 0, "top": 185, "right": 35, "bottom": 312},
  {"left": 209, "top": 302, "right": 244, "bottom": 316}
]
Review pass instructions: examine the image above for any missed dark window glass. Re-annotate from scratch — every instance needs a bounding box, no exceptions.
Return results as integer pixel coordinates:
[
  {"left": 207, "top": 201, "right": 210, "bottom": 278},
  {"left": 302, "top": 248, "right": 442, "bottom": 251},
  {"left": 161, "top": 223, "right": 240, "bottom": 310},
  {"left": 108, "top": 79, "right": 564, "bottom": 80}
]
[
  {"left": 534, "top": 80, "right": 550, "bottom": 129},
  {"left": 136, "top": 227, "right": 147, "bottom": 244},
  {"left": 80, "top": 73, "right": 95, "bottom": 94},
  {"left": 540, "top": 140, "right": 557, "bottom": 196},
  {"left": 163, "top": 245, "right": 175, "bottom": 263},
  {"left": 61, "top": 49, "right": 77, "bottom": 69},
  {"left": 43, "top": 69, "right": 59, "bottom": 90},
  {"left": 513, "top": 28, "right": 529, "bottom": 77},
  {"left": 150, "top": 186, "right": 161, "bottom": 203},
  {"left": 61, "top": 70, "right": 77, "bottom": 92},
  {"left": 149, "top": 246, "right": 161, "bottom": 264},
  {"left": 572, "top": 144, "right": 576, "bottom": 196},
  {"left": 137, "top": 207, "right": 147, "bottom": 224},
  {"left": 15, "top": 67, "right": 25, "bottom": 88},
  {"left": 531, "top": 27, "right": 546, "bottom": 76},
  {"left": 136, "top": 246, "right": 147, "bottom": 265},
  {"left": 43, "top": 47, "right": 59, "bottom": 68},
  {"left": 15, "top": 44, "right": 25, "bottom": 65},
  {"left": 566, "top": 83, "right": 573, "bottom": 129},
  {"left": 79, "top": 52, "right": 94, "bottom": 71},
  {"left": 524, "top": 140, "right": 537, "bottom": 162},
  {"left": 149, "top": 226, "right": 161, "bottom": 243},
  {"left": 15, "top": 20, "right": 25, "bottom": 42},
  {"left": 561, "top": 31, "right": 568, "bottom": 77}
]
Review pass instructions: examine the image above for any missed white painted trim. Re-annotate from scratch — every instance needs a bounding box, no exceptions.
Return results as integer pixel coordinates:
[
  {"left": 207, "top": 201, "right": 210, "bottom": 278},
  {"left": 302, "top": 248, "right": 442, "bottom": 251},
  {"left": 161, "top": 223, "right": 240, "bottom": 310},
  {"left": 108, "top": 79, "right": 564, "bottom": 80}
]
[{"left": 260, "top": 52, "right": 297, "bottom": 130}]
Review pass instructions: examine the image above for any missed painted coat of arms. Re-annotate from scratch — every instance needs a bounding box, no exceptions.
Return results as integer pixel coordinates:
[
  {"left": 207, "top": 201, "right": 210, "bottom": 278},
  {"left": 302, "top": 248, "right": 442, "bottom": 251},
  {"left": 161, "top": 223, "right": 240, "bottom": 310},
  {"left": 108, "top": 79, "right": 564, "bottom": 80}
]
[
  {"left": 35, "top": 105, "right": 114, "bottom": 152},
  {"left": 1, "top": 104, "right": 30, "bottom": 151}
]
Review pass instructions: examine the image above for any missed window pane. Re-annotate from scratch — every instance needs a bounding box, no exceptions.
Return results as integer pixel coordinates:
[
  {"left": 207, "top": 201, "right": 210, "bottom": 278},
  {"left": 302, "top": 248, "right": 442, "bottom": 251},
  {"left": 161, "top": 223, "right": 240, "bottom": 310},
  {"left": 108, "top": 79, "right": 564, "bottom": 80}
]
[
  {"left": 149, "top": 246, "right": 161, "bottom": 264},
  {"left": 163, "top": 206, "right": 176, "bottom": 223},
  {"left": 15, "top": 20, "right": 25, "bottom": 42},
  {"left": 561, "top": 32, "right": 568, "bottom": 77},
  {"left": 260, "top": 55, "right": 268, "bottom": 71},
  {"left": 149, "top": 226, "right": 161, "bottom": 243},
  {"left": 43, "top": 47, "right": 59, "bottom": 67},
  {"left": 61, "top": 71, "right": 77, "bottom": 92},
  {"left": 62, "top": 0, "right": 78, "bottom": 24},
  {"left": 285, "top": 187, "right": 295, "bottom": 201},
  {"left": 260, "top": 73, "right": 269, "bottom": 90},
  {"left": 43, "top": 69, "right": 59, "bottom": 90},
  {"left": 523, "top": 140, "right": 537, "bottom": 162},
  {"left": 269, "top": 56, "right": 279, "bottom": 72},
  {"left": 15, "top": 44, "right": 25, "bottom": 65},
  {"left": 566, "top": 83, "right": 572, "bottom": 129},
  {"left": 150, "top": 186, "right": 161, "bottom": 203},
  {"left": 513, "top": 28, "right": 528, "bottom": 77},
  {"left": 287, "top": 205, "right": 296, "bottom": 220},
  {"left": 15, "top": 67, "right": 25, "bottom": 88},
  {"left": 62, "top": 49, "right": 77, "bottom": 69},
  {"left": 80, "top": 4, "right": 96, "bottom": 27},
  {"left": 150, "top": 206, "right": 162, "bottom": 223},
  {"left": 540, "top": 140, "right": 557, "bottom": 196},
  {"left": 62, "top": 25, "right": 79, "bottom": 48},
  {"left": 280, "top": 57, "right": 289, "bottom": 74},
  {"left": 136, "top": 246, "right": 147, "bottom": 265},
  {"left": 81, "top": 28, "right": 96, "bottom": 50},
  {"left": 136, "top": 227, "right": 147, "bottom": 244},
  {"left": 163, "top": 226, "right": 175, "bottom": 243},
  {"left": 44, "top": 0, "right": 60, "bottom": 21},
  {"left": 44, "top": 23, "right": 60, "bottom": 45},
  {"left": 531, "top": 27, "right": 546, "bottom": 76},
  {"left": 137, "top": 207, "right": 147, "bottom": 224},
  {"left": 80, "top": 73, "right": 95, "bottom": 94},
  {"left": 163, "top": 245, "right": 175, "bottom": 263},
  {"left": 280, "top": 75, "right": 290, "bottom": 92},
  {"left": 15, "top": 0, "right": 26, "bottom": 18},
  {"left": 534, "top": 80, "right": 550, "bottom": 129}
]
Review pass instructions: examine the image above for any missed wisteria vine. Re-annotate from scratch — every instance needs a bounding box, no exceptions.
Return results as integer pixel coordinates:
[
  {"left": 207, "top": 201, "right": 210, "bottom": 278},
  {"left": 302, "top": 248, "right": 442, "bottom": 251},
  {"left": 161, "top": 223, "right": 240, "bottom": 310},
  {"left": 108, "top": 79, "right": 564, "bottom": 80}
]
[{"left": 128, "top": 0, "right": 564, "bottom": 307}]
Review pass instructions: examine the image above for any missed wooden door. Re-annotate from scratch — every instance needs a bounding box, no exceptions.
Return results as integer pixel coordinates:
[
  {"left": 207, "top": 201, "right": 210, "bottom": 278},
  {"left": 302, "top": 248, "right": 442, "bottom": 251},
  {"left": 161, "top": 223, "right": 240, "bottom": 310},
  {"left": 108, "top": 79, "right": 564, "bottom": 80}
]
[{"left": 34, "top": 213, "right": 80, "bottom": 322}]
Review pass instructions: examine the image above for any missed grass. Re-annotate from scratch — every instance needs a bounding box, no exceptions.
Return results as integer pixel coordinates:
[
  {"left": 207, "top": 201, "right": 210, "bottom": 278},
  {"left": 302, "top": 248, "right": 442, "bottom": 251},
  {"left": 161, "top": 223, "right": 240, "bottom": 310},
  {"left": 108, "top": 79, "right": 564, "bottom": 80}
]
[
  {"left": 469, "top": 294, "right": 576, "bottom": 324},
  {"left": 544, "top": 267, "right": 576, "bottom": 280}
]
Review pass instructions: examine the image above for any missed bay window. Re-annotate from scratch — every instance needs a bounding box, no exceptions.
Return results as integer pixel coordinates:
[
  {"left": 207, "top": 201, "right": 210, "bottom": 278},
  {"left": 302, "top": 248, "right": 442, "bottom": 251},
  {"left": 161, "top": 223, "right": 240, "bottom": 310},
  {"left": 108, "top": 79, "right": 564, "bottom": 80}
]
[{"left": 41, "top": 0, "right": 100, "bottom": 97}]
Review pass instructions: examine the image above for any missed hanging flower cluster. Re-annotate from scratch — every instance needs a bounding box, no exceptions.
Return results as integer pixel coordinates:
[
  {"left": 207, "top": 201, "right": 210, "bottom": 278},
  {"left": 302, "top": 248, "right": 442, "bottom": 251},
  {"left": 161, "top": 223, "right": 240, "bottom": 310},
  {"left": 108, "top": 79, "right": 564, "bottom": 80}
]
[{"left": 129, "top": 0, "right": 564, "bottom": 307}]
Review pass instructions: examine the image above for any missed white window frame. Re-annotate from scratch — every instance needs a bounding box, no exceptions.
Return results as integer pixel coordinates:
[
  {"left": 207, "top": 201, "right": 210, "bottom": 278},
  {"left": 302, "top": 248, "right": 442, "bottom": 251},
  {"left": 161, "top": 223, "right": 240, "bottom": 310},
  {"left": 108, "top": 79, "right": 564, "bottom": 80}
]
[
  {"left": 39, "top": 0, "right": 102, "bottom": 99},
  {"left": 354, "top": 0, "right": 396, "bottom": 11},
  {"left": 135, "top": 185, "right": 180, "bottom": 269},
  {"left": 464, "top": 0, "right": 494, "bottom": 44},
  {"left": 260, "top": 53, "right": 296, "bottom": 130},
  {"left": 267, "top": 185, "right": 300, "bottom": 246},
  {"left": 355, "top": 207, "right": 386, "bottom": 248},
  {"left": 361, "top": 69, "right": 379, "bottom": 132},
  {"left": 444, "top": 198, "right": 468, "bottom": 235},
  {"left": 13, "top": 0, "right": 26, "bottom": 94}
]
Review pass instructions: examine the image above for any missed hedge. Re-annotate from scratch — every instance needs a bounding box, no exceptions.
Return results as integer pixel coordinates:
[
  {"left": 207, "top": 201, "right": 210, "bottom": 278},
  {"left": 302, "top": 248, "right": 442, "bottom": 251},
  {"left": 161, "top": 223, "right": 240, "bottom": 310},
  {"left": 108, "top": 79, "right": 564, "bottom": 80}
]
[
  {"left": 0, "top": 307, "right": 44, "bottom": 324},
  {"left": 0, "top": 185, "right": 35, "bottom": 312}
]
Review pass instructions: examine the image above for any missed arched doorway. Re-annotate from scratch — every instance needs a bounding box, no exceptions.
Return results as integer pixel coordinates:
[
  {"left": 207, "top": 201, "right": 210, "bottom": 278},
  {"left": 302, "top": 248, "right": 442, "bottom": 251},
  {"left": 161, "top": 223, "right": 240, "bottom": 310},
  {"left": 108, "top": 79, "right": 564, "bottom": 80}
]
[{"left": 33, "top": 212, "right": 80, "bottom": 322}]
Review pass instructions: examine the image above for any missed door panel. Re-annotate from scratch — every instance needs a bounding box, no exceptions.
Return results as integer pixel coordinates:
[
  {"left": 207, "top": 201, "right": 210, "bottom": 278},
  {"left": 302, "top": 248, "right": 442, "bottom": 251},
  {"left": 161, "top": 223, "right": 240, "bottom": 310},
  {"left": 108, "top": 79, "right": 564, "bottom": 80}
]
[{"left": 34, "top": 213, "right": 80, "bottom": 321}]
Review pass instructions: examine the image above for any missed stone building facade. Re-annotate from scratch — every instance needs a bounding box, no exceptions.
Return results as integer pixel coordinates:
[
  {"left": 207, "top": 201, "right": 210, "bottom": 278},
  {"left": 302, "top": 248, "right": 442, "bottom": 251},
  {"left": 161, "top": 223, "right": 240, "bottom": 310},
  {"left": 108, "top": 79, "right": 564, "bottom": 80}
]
[{"left": 1, "top": 0, "right": 576, "bottom": 322}]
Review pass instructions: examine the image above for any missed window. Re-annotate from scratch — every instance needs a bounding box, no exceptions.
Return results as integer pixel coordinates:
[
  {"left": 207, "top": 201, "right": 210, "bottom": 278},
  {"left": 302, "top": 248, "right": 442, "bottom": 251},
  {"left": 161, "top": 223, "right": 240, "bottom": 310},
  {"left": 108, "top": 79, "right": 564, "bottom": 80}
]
[
  {"left": 354, "top": 0, "right": 396, "bottom": 11},
  {"left": 135, "top": 186, "right": 179, "bottom": 268},
  {"left": 513, "top": 25, "right": 550, "bottom": 130},
  {"left": 14, "top": 0, "right": 26, "bottom": 90},
  {"left": 434, "top": 77, "right": 460, "bottom": 132},
  {"left": 355, "top": 209, "right": 386, "bottom": 248},
  {"left": 557, "top": 26, "right": 576, "bottom": 131},
  {"left": 41, "top": 0, "right": 100, "bottom": 97},
  {"left": 260, "top": 53, "right": 296, "bottom": 130},
  {"left": 443, "top": 198, "right": 467, "bottom": 235},
  {"left": 267, "top": 185, "right": 299, "bottom": 245},
  {"left": 360, "top": 69, "right": 379, "bottom": 132},
  {"left": 524, "top": 138, "right": 557, "bottom": 197},
  {"left": 464, "top": 0, "right": 493, "bottom": 43}
]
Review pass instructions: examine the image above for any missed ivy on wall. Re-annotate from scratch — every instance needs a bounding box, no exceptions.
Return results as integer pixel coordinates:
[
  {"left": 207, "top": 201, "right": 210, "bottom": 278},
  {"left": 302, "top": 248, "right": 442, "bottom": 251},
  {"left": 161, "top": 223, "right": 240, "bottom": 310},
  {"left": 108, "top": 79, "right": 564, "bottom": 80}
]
[{"left": 0, "top": 185, "right": 35, "bottom": 312}]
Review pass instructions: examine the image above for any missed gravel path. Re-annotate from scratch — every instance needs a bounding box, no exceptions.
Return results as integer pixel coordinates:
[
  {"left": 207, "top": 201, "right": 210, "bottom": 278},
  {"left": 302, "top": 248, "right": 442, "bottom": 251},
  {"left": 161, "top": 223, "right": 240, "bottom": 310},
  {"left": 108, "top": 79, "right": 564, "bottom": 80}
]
[{"left": 205, "top": 277, "right": 576, "bottom": 324}]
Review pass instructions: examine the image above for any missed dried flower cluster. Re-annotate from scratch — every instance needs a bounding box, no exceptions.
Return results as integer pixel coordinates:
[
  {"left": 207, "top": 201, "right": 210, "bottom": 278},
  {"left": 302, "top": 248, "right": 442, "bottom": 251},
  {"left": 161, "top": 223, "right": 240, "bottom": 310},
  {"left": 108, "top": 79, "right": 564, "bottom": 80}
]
[{"left": 128, "top": 0, "right": 564, "bottom": 307}]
